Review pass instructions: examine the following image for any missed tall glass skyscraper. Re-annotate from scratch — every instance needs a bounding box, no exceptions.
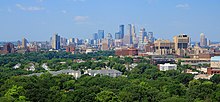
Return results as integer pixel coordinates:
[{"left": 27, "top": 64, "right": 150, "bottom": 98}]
[
  {"left": 98, "top": 30, "right": 104, "bottom": 39},
  {"left": 119, "top": 25, "right": 124, "bottom": 39},
  {"left": 139, "top": 28, "right": 147, "bottom": 43},
  {"left": 93, "top": 33, "right": 98, "bottom": 40},
  {"left": 52, "top": 34, "right": 60, "bottom": 50},
  {"left": 200, "top": 33, "right": 207, "bottom": 47},
  {"left": 115, "top": 32, "right": 121, "bottom": 39}
]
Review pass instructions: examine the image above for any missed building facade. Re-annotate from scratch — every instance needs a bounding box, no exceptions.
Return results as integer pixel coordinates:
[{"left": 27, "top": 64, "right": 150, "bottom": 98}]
[{"left": 158, "top": 63, "right": 177, "bottom": 71}]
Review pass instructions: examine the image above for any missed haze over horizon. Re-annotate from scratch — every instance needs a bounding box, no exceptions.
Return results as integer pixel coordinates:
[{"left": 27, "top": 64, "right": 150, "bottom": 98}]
[{"left": 1, "top": 0, "right": 220, "bottom": 42}]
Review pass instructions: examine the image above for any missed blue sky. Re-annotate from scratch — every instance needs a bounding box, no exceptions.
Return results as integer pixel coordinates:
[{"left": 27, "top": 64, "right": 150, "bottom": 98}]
[{"left": 0, "top": 0, "right": 220, "bottom": 42}]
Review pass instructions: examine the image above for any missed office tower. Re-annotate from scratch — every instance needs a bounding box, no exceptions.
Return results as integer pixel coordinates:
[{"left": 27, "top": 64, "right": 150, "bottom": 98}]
[
  {"left": 139, "top": 28, "right": 148, "bottom": 43},
  {"left": 127, "top": 24, "right": 132, "bottom": 37},
  {"left": 3, "top": 43, "right": 15, "bottom": 54},
  {"left": 200, "top": 33, "right": 207, "bottom": 47},
  {"left": 22, "top": 38, "right": 28, "bottom": 49},
  {"left": 52, "top": 34, "right": 60, "bottom": 50},
  {"left": 107, "top": 33, "right": 113, "bottom": 40},
  {"left": 60, "top": 37, "right": 67, "bottom": 46},
  {"left": 119, "top": 25, "right": 124, "bottom": 39},
  {"left": 148, "top": 32, "right": 154, "bottom": 43},
  {"left": 74, "top": 38, "right": 79, "bottom": 44},
  {"left": 93, "top": 33, "right": 98, "bottom": 40},
  {"left": 154, "top": 39, "right": 175, "bottom": 55},
  {"left": 123, "top": 35, "right": 132, "bottom": 45},
  {"left": 131, "top": 24, "right": 136, "bottom": 44},
  {"left": 102, "top": 38, "right": 109, "bottom": 51},
  {"left": 173, "top": 34, "right": 190, "bottom": 56},
  {"left": 17, "top": 40, "right": 21, "bottom": 48},
  {"left": 98, "top": 30, "right": 104, "bottom": 39},
  {"left": 115, "top": 32, "right": 121, "bottom": 39},
  {"left": 123, "top": 24, "right": 132, "bottom": 45},
  {"left": 69, "top": 38, "right": 75, "bottom": 45},
  {"left": 207, "top": 39, "right": 211, "bottom": 46}
]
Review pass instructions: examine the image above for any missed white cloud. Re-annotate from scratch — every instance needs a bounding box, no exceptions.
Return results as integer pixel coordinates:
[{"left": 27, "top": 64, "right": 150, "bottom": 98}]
[
  {"left": 74, "top": 16, "right": 89, "bottom": 22},
  {"left": 16, "top": 4, "right": 45, "bottom": 11},
  {"left": 176, "top": 3, "right": 190, "bottom": 9}
]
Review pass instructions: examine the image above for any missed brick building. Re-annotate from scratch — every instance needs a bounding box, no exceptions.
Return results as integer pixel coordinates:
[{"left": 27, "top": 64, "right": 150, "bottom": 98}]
[{"left": 115, "top": 47, "right": 138, "bottom": 56}]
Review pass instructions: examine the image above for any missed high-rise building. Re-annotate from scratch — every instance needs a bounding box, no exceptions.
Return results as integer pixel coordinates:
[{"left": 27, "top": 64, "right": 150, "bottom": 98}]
[
  {"left": 148, "top": 32, "right": 154, "bottom": 43},
  {"left": 139, "top": 28, "right": 148, "bottom": 43},
  {"left": 154, "top": 39, "right": 174, "bottom": 55},
  {"left": 173, "top": 34, "right": 190, "bottom": 56},
  {"left": 207, "top": 39, "right": 211, "bottom": 46},
  {"left": 69, "top": 38, "right": 75, "bottom": 45},
  {"left": 52, "top": 34, "right": 60, "bottom": 50},
  {"left": 93, "top": 33, "right": 98, "bottom": 40},
  {"left": 101, "top": 38, "right": 109, "bottom": 51},
  {"left": 115, "top": 25, "right": 124, "bottom": 39},
  {"left": 131, "top": 24, "right": 136, "bottom": 44},
  {"left": 107, "top": 33, "right": 113, "bottom": 40},
  {"left": 22, "top": 38, "right": 28, "bottom": 49},
  {"left": 127, "top": 24, "right": 132, "bottom": 37},
  {"left": 98, "top": 30, "right": 104, "bottom": 39},
  {"left": 3, "top": 43, "right": 15, "bottom": 54},
  {"left": 200, "top": 33, "right": 207, "bottom": 47},
  {"left": 119, "top": 25, "right": 124, "bottom": 39},
  {"left": 115, "top": 32, "right": 121, "bottom": 39},
  {"left": 60, "top": 37, "right": 67, "bottom": 46},
  {"left": 123, "top": 24, "right": 132, "bottom": 45}
]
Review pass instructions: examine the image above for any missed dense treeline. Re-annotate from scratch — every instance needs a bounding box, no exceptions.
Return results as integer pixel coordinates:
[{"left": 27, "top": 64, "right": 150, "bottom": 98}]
[
  {"left": 0, "top": 64, "right": 220, "bottom": 102},
  {"left": 0, "top": 51, "right": 115, "bottom": 65},
  {"left": 1, "top": 51, "right": 220, "bottom": 101}
]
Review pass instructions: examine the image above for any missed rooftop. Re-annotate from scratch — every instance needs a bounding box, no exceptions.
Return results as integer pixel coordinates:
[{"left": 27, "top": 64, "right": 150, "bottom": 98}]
[{"left": 211, "top": 56, "right": 220, "bottom": 61}]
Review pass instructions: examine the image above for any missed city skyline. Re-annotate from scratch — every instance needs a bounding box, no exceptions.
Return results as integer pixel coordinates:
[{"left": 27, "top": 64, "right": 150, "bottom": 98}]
[{"left": 1, "top": 0, "right": 220, "bottom": 41}]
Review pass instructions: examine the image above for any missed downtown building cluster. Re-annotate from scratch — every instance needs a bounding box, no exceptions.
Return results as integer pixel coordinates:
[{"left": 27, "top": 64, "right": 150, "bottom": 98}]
[
  {"left": 0, "top": 24, "right": 220, "bottom": 58},
  {"left": 1, "top": 24, "right": 220, "bottom": 79}
]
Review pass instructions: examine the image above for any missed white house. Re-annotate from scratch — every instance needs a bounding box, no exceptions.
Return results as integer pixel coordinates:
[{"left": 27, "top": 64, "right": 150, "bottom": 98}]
[
  {"left": 158, "top": 63, "right": 177, "bottom": 71},
  {"left": 84, "top": 69, "right": 122, "bottom": 77}
]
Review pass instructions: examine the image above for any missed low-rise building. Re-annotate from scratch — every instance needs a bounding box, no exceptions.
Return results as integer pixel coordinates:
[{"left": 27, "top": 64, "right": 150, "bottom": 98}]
[
  {"left": 13, "top": 63, "right": 21, "bottom": 69},
  {"left": 210, "top": 56, "right": 220, "bottom": 68},
  {"left": 26, "top": 69, "right": 81, "bottom": 79},
  {"left": 194, "top": 74, "right": 214, "bottom": 80},
  {"left": 50, "top": 69, "right": 81, "bottom": 79},
  {"left": 208, "top": 56, "right": 220, "bottom": 75},
  {"left": 115, "top": 47, "right": 138, "bottom": 56},
  {"left": 84, "top": 69, "right": 122, "bottom": 77},
  {"left": 158, "top": 63, "right": 177, "bottom": 71}
]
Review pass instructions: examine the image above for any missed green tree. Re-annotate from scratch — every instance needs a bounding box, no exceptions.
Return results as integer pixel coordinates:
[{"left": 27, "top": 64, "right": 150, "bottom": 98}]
[{"left": 95, "top": 90, "right": 120, "bottom": 102}]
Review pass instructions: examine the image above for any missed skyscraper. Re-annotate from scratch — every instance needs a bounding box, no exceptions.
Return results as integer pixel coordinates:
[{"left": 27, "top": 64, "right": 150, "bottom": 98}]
[
  {"left": 148, "top": 32, "right": 154, "bottom": 43},
  {"left": 119, "top": 25, "right": 124, "bottom": 39},
  {"left": 3, "top": 43, "right": 15, "bottom": 54},
  {"left": 69, "top": 38, "right": 75, "bottom": 45},
  {"left": 200, "top": 33, "right": 207, "bottom": 47},
  {"left": 52, "top": 34, "right": 60, "bottom": 50},
  {"left": 127, "top": 24, "right": 132, "bottom": 37},
  {"left": 139, "top": 28, "right": 148, "bottom": 43},
  {"left": 22, "top": 38, "right": 27, "bottom": 49},
  {"left": 173, "top": 34, "right": 190, "bottom": 56},
  {"left": 131, "top": 24, "right": 136, "bottom": 44},
  {"left": 107, "top": 33, "right": 113, "bottom": 40},
  {"left": 98, "top": 30, "right": 104, "bottom": 39},
  {"left": 93, "top": 33, "right": 98, "bottom": 40},
  {"left": 123, "top": 24, "right": 132, "bottom": 45},
  {"left": 115, "top": 32, "right": 121, "bottom": 39}
]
